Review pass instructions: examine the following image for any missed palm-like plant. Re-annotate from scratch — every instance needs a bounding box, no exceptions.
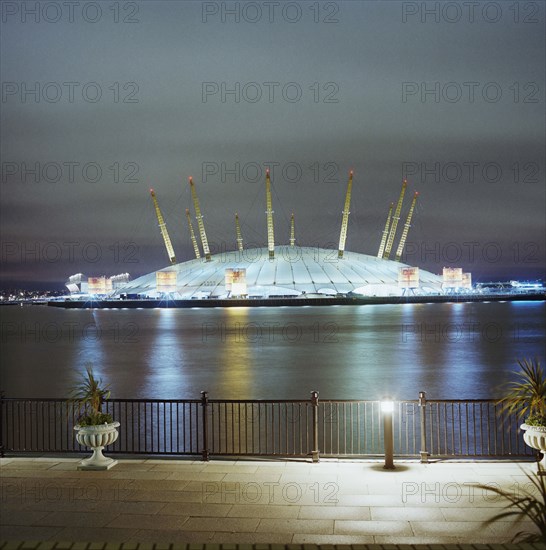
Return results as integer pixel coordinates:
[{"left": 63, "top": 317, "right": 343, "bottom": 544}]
[
  {"left": 498, "top": 358, "right": 546, "bottom": 426},
  {"left": 70, "top": 364, "right": 113, "bottom": 426},
  {"left": 476, "top": 468, "right": 546, "bottom": 542}
]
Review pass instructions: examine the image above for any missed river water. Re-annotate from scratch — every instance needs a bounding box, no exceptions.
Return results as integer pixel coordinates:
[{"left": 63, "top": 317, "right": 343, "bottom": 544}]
[{"left": 1, "top": 302, "right": 544, "bottom": 400}]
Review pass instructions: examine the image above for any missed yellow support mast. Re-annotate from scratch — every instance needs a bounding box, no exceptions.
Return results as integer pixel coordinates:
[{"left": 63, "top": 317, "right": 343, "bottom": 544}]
[
  {"left": 150, "top": 189, "right": 176, "bottom": 265},
  {"left": 185, "top": 208, "right": 201, "bottom": 259},
  {"left": 265, "top": 169, "right": 275, "bottom": 259},
  {"left": 289, "top": 213, "right": 295, "bottom": 247},
  {"left": 377, "top": 202, "right": 394, "bottom": 258},
  {"left": 235, "top": 213, "right": 244, "bottom": 252},
  {"left": 337, "top": 170, "right": 353, "bottom": 259},
  {"left": 395, "top": 191, "right": 419, "bottom": 262},
  {"left": 382, "top": 179, "right": 407, "bottom": 260},
  {"left": 189, "top": 177, "right": 211, "bottom": 261}
]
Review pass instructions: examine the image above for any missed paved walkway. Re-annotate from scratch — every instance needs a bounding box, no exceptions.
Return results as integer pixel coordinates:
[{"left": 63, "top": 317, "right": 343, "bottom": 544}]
[{"left": 0, "top": 457, "right": 543, "bottom": 545}]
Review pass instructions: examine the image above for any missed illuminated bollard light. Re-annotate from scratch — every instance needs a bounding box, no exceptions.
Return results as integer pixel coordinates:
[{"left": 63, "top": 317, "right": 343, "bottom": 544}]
[{"left": 381, "top": 399, "right": 395, "bottom": 470}]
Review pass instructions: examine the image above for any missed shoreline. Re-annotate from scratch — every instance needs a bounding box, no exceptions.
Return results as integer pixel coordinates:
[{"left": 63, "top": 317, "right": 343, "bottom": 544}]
[{"left": 46, "top": 292, "right": 545, "bottom": 309}]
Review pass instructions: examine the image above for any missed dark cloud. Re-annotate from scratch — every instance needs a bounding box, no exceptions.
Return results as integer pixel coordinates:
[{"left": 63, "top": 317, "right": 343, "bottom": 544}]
[{"left": 1, "top": 1, "right": 544, "bottom": 285}]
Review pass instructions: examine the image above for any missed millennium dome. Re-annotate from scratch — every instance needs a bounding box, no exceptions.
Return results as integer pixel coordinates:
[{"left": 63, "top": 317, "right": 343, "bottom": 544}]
[
  {"left": 69, "top": 171, "right": 461, "bottom": 300},
  {"left": 112, "top": 246, "right": 443, "bottom": 299}
]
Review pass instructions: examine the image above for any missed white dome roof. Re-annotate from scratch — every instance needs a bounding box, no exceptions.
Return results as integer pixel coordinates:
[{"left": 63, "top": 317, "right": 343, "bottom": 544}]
[{"left": 114, "top": 246, "right": 442, "bottom": 298}]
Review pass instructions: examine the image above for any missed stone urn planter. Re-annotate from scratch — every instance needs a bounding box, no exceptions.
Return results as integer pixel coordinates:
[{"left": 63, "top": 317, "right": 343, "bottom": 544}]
[
  {"left": 74, "top": 421, "right": 120, "bottom": 470},
  {"left": 521, "top": 423, "right": 546, "bottom": 474}
]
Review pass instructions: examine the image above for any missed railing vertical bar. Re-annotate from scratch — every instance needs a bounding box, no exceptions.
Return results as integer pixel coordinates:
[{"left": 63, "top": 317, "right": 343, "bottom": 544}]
[
  {"left": 123, "top": 401, "right": 127, "bottom": 452},
  {"left": 149, "top": 402, "right": 152, "bottom": 453},
  {"left": 322, "top": 402, "right": 326, "bottom": 455},
  {"left": 236, "top": 402, "right": 240, "bottom": 455},
  {"left": 321, "top": 402, "right": 325, "bottom": 455},
  {"left": 38, "top": 401, "right": 42, "bottom": 451},
  {"left": 356, "top": 402, "right": 360, "bottom": 454},
  {"left": 452, "top": 406, "right": 456, "bottom": 458},
  {"left": 272, "top": 402, "right": 275, "bottom": 454},
  {"left": 441, "top": 402, "right": 446, "bottom": 455},
  {"left": 142, "top": 401, "right": 148, "bottom": 452},
  {"left": 271, "top": 403, "right": 276, "bottom": 454},
  {"left": 0, "top": 394, "right": 4, "bottom": 456},
  {"left": 201, "top": 392, "right": 209, "bottom": 460},
  {"left": 472, "top": 403, "right": 478, "bottom": 456},
  {"left": 276, "top": 403, "right": 278, "bottom": 454},
  {"left": 189, "top": 402, "right": 193, "bottom": 453},
  {"left": 42, "top": 401, "right": 47, "bottom": 452},
  {"left": 272, "top": 403, "right": 276, "bottom": 455},
  {"left": 232, "top": 402, "right": 235, "bottom": 454},
  {"left": 397, "top": 402, "right": 402, "bottom": 455},
  {"left": 301, "top": 402, "right": 305, "bottom": 456},
  {"left": 266, "top": 403, "right": 269, "bottom": 455},
  {"left": 47, "top": 402, "right": 54, "bottom": 451},
  {"left": 220, "top": 402, "right": 229, "bottom": 453},
  {"left": 169, "top": 402, "right": 173, "bottom": 453},
  {"left": 428, "top": 404, "right": 434, "bottom": 455},
  {"left": 180, "top": 402, "right": 184, "bottom": 453},
  {"left": 53, "top": 401, "right": 57, "bottom": 452},
  {"left": 370, "top": 403, "right": 374, "bottom": 453},
  {"left": 486, "top": 402, "right": 490, "bottom": 456},
  {"left": 258, "top": 402, "right": 261, "bottom": 454},
  {"left": 152, "top": 403, "right": 157, "bottom": 451},
  {"left": 278, "top": 403, "right": 282, "bottom": 455},
  {"left": 209, "top": 402, "right": 214, "bottom": 453},
  {"left": 349, "top": 402, "right": 352, "bottom": 454},
  {"left": 269, "top": 403, "right": 273, "bottom": 454},
  {"left": 296, "top": 402, "right": 299, "bottom": 456},
  {"left": 363, "top": 402, "right": 368, "bottom": 455},
  {"left": 250, "top": 403, "right": 253, "bottom": 454},
  {"left": 245, "top": 403, "right": 249, "bottom": 454},
  {"left": 329, "top": 402, "right": 333, "bottom": 455},
  {"left": 11, "top": 401, "right": 17, "bottom": 450},
  {"left": 336, "top": 403, "right": 340, "bottom": 455},
  {"left": 434, "top": 402, "right": 439, "bottom": 455},
  {"left": 40, "top": 401, "right": 44, "bottom": 452},
  {"left": 508, "top": 410, "right": 513, "bottom": 454},
  {"left": 24, "top": 401, "right": 28, "bottom": 451},
  {"left": 284, "top": 403, "right": 288, "bottom": 458},
  {"left": 446, "top": 406, "right": 450, "bottom": 458},
  {"left": 145, "top": 402, "right": 149, "bottom": 452},
  {"left": 400, "top": 403, "right": 406, "bottom": 455},
  {"left": 137, "top": 402, "right": 141, "bottom": 452},
  {"left": 464, "top": 402, "right": 469, "bottom": 455}
]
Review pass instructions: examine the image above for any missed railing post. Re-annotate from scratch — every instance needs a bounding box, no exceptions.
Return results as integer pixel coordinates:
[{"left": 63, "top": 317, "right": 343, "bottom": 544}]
[
  {"left": 418, "top": 391, "right": 428, "bottom": 463},
  {"left": 201, "top": 391, "right": 209, "bottom": 461},
  {"left": 311, "top": 391, "right": 319, "bottom": 463},
  {"left": 0, "top": 391, "right": 4, "bottom": 457}
]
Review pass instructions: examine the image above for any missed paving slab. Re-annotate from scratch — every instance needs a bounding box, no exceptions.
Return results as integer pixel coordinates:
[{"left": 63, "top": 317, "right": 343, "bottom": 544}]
[
  {"left": 297, "top": 506, "right": 370, "bottom": 521},
  {"left": 178, "top": 518, "right": 260, "bottom": 533},
  {"left": 105, "top": 515, "right": 191, "bottom": 532},
  {"left": 255, "top": 519, "right": 334, "bottom": 535},
  {"left": 333, "top": 520, "right": 413, "bottom": 536},
  {"left": 227, "top": 506, "right": 299, "bottom": 519},
  {"left": 291, "top": 534, "right": 375, "bottom": 544}
]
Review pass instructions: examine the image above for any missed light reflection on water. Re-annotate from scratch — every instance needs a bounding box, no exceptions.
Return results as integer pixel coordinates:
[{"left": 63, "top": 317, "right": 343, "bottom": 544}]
[{"left": 1, "top": 302, "right": 544, "bottom": 400}]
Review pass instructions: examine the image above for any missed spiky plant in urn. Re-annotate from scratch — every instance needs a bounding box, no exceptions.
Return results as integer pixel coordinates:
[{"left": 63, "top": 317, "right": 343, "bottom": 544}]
[
  {"left": 70, "top": 365, "right": 119, "bottom": 470},
  {"left": 498, "top": 358, "right": 546, "bottom": 474}
]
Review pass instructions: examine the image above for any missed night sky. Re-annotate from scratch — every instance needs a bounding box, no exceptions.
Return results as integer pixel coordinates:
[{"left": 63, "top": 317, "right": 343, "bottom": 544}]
[{"left": 1, "top": 0, "right": 545, "bottom": 287}]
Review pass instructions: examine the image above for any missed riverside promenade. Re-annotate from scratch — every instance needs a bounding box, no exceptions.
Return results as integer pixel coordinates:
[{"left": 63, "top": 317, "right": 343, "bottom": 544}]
[{"left": 0, "top": 457, "right": 543, "bottom": 546}]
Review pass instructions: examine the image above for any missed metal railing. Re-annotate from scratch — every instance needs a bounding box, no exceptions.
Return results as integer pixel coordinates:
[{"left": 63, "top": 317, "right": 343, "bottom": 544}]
[{"left": 0, "top": 391, "right": 535, "bottom": 461}]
